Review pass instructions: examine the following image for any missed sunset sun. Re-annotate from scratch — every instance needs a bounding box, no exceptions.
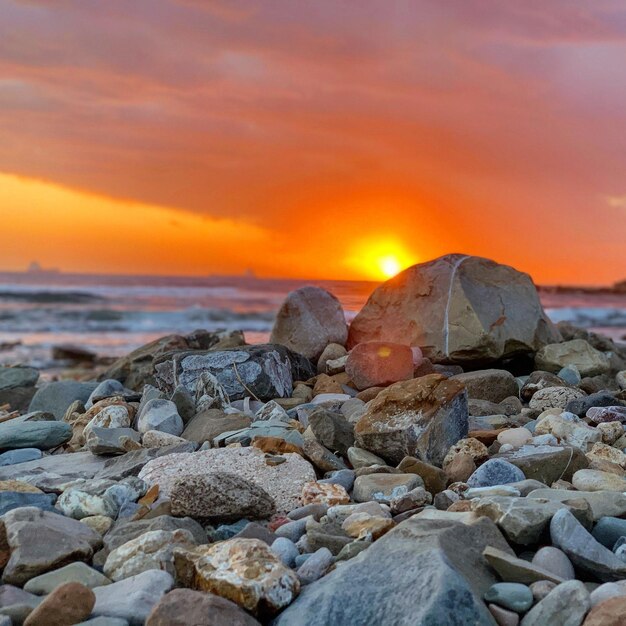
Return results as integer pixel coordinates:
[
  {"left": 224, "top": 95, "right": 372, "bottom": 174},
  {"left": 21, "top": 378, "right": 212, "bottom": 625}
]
[{"left": 378, "top": 255, "right": 402, "bottom": 278}]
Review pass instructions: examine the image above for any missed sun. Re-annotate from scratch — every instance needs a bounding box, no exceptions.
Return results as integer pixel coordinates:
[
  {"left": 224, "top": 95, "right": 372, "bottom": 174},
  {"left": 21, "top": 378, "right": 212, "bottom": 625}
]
[{"left": 378, "top": 255, "right": 402, "bottom": 278}]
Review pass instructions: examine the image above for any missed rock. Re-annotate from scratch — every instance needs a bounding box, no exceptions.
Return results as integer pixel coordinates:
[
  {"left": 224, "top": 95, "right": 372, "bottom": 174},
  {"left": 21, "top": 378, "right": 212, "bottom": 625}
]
[
  {"left": 345, "top": 342, "right": 414, "bottom": 391},
  {"left": 520, "top": 371, "right": 569, "bottom": 402},
  {"left": 84, "top": 405, "right": 132, "bottom": 440},
  {"left": 352, "top": 473, "right": 422, "bottom": 504},
  {"left": 530, "top": 580, "right": 557, "bottom": 603},
  {"left": 301, "top": 482, "right": 350, "bottom": 506},
  {"left": 444, "top": 437, "right": 489, "bottom": 466},
  {"left": 595, "top": 422, "right": 624, "bottom": 445},
  {"left": 592, "top": 517, "right": 626, "bottom": 550},
  {"left": 0, "top": 366, "right": 39, "bottom": 391},
  {"left": 467, "top": 459, "right": 525, "bottom": 488},
  {"left": 497, "top": 428, "right": 533, "bottom": 448},
  {"left": 0, "top": 421, "right": 72, "bottom": 451},
  {"left": 81, "top": 515, "right": 113, "bottom": 536},
  {"left": 270, "top": 287, "right": 347, "bottom": 360},
  {"left": 451, "top": 369, "right": 519, "bottom": 404},
  {"left": 87, "top": 380, "right": 130, "bottom": 408},
  {"left": 170, "top": 472, "right": 275, "bottom": 521},
  {"left": 103, "top": 529, "right": 195, "bottom": 581},
  {"left": 137, "top": 399, "right": 183, "bottom": 436},
  {"left": 23, "top": 581, "right": 95, "bottom": 626},
  {"left": 347, "top": 254, "right": 560, "bottom": 364},
  {"left": 153, "top": 344, "right": 316, "bottom": 402},
  {"left": 550, "top": 508, "right": 626, "bottom": 582},
  {"left": 55, "top": 488, "right": 118, "bottom": 520},
  {"left": 484, "top": 583, "right": 533, "bottom": 613},
  {"left": 274, "top": 517, "right": 512, "bottom": 625},
  {"left": 102, "top": 515, "right": 206, "bottom": 557},
  {"left": 145, "top": 588, "right": 260, "bottom": 626},
  {"left": 181, "top": 409, "right": 251, "bottom": 443},
  {"left": 347, "top": 447, "right": 386, "bottom": 469},
  {"left": 483, "top": 546, "right": 565, "bottom": 585},
  {"left": 489, "top": 604, "right": 520, "bottom": 626},
  {"left": 29, "top": 381, "right": 98, "bottom": 419},
  {"left": 86, "top": 427, "right": 142, "bottom": 456},
  {"left": 0, "top": 449, "right": 42, "bottom": 467},
  {"left": 529, "top": 488, "right": 626, "bottom": 521},
  {"left": 296, "top": 547, "right": 334, "bottom": 585},
  {"left": 572, "top": 469, "right": 626, "bottom": 492},
  {"left": 570, "top": 393, "right": 626, "bottom": 418},
  {"left": 520, "top": 580, "right": 589, "bottom": 626},
  {"left": 354, "top": 374, "right": 468, "bottom": 465},
  {"left": 496, "top": 445, "right": 587, "bottom": 485},
  {"left": 141, "top": 430, "right": 185, "bottom": 448},
  {"left": 471, "top": 496, "right": 586, "bottom": 546},
  {"left": 173, "top": 539, "right": 299, "bottom": 617},
  {"left": 138, "top": 447, "right": 315, "bottom": 513},
  {"left": 444, "top": 453, "right": 476, "bottom": 483},
  {"left": 531, "top": 547, "right": 576, "bottom": 580},
  {"left": 396, "top": 456, "right": 447, "bottom": 494},
  {"left": 1, "top": 507, "right": 102, "bottom": 585},
  {"left": 92, "top": 570, "right": 174, "bottom": 625},
  {"left": 0, "top": 584, "right": 41, "bottom": 623},
  {"left": 24, "top": 562, "right": 111, "bottom": 594},
  {"left": 529, "top": 387, "right": 586, "bottom": 411},
  {"left": 390, "top": 486, "right": 432, "bottom": 513},
  {"left": 536, "top": 339, "right": 611, "bottom": 378},
  {"left": 583, "top": 596, "right": 626, "bottom": 625},
  {"left": 0, "top": 492, "right": 57, "bottom": 515},
  {"left": 342, "top": 512, "right": 395, "bottom": 539},
  {"left": 271, "top": 537, "right": 299, "bottom": 568},
  {"left": 308, "top": 409, "right": 354, "bottom": 454}
]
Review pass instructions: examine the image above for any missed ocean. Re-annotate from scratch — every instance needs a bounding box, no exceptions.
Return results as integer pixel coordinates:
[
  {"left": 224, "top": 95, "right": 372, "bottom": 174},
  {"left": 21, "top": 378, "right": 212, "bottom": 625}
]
[{"left": 0, "top": 271, "right": 625, "bottom": 370}]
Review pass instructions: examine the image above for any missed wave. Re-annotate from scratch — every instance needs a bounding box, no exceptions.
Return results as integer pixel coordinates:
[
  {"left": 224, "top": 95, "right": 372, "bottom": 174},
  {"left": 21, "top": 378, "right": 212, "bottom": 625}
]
[
  {"left": 0, "top": 289, "right": 103, "bottom": 304},
  {"left": 545, "top": 306, "right": 626, "bottom": 328}
]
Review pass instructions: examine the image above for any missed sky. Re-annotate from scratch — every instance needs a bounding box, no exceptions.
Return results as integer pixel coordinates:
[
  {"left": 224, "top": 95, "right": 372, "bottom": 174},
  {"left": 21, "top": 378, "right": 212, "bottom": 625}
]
[{"left": 0, "top": 0, "right": 625, "bottom": 284}]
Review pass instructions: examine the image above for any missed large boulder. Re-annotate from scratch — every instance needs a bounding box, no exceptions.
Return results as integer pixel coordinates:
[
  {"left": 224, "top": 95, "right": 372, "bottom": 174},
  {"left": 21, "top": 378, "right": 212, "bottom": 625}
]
[
  {"left": 153, "top": 344, "right": 316, "bottom": 402},
  {"left": 270, "top": 287, "right": 348, "bottom": 360},
  {"left": 273, "top": 517, "right": 511, "bottom": 625},
  {"left": 354, "top": 374, "right": 468, "bottom": 465},
  {"left": 100, "top": 330, "right": 246, "bottom": 390},
  {"left": 348, "top": 254, "right": 560, "bottom": 364}
]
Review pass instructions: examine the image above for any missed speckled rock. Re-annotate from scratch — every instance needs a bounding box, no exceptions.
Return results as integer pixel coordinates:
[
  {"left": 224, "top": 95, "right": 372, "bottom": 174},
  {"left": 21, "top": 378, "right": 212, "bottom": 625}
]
[
  {"left": 529, "top": 387, "right": 586, "bottom": 411},
  {"left": 467, "top": 459, "right": 525, "bottom": 488},
  {"left": 173, "top": 539, "right": 299, "bottom": 617},
  {"left": 103, "top": 529, "right": 196, "bottom": 581},
  {"left": 169, "top": 473, "right": 276, "bottom": 521},
  {"left": 301, "top": 482, "right": 350, "bottom": 506},
  {"left": 138, "top": 447, "right": 315, "bottom": 513}
]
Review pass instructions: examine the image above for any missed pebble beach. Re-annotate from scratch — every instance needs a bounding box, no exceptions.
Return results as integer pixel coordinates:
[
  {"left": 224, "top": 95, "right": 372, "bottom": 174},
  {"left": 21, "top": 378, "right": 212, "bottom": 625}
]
[{"left": 0, "top": 253, "right": 626, "bottom": 625}]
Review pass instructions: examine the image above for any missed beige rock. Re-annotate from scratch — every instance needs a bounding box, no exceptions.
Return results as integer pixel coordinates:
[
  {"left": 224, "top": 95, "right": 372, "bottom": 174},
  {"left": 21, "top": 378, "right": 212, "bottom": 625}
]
[
  {"left": 173, "top": 539, "right": 299, "bottom": 616},
  {"left": 535, "top": 339, "right": 611, "bottom": 378},
  {"left": 138, "top": 447, "right": 316, "bottom": 513},
  {"left": 354, "top": 374, "right": 468, "bottom": 465},
  {"left": 348, "top": 254, "right": 560, "bottom": 364},
  {"left": 345, "top": 342, "right": 414, "bottom": 391},
  {"left": 0, "top": 480, "right": 42, "bottom": 493},
  {"left": 572, "top": 469, "right": 626, "bottom": 492},
  {"left": 342, "top": 512, "right": 395, "bottom": 539},
  {"left": 80, "top": 515, "right": 113, "bottom": 536},
  {"left": 529, "top": 387, "right": 586, "bottom": 411},
  {"left": 586, "top": 443, "right": 626, "bottom": 468},
  {"left": 443, "top": 438, "right": 489, "bottom": 467},
  {"left": 535, "top": 413, "right": 601, "bottom": 450},
  {"left": 496, "top": 428, "right": 533, "bottom": 448},
  {"left": 301, "top": 482, "right": 350, "bottom": 506},
  {"left": 104, "top": 529, "right": 196, "bottom": 581},
  {"left": 142, "top": 430, "right": 186, "bottom": 447},
  {"left": 317, "top": 343, "right": 348, "bottom": 374},
  {"left": 597, "top": 422, "right": 624, "bottom": 445},
  {"left": 83, "top": 405, "right": 131, "bottom": 440}
]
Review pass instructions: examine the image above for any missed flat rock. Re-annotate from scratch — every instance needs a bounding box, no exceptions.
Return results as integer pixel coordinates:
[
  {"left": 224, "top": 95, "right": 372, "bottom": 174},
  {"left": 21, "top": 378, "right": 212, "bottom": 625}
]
[
  {"left": 181, "top": 409, "right": 251, "bottom": 443},
  {"left": 146, "top": 589, "right": 260, "bottom": 626},
  {"left": 24, "top": 562, "right": 111, "bottom": 594},
  {"left": 528, "top": 489, "right": 626, "bottom": 521},
  {"left": 520, "top": 580, "right": 590, "bottom": 626},
  {"left": 0, "top": 367, "right": 39, "bottom": 391},
  {"left": 352, "top": 473, "right": 422, "bottom": 504},
  {"left": 354, "top": 374, "right": 468, "bottom": 465},
  {"left": 0, "top": 421, "right": 72, "bottom": 451},
  {"left": 535, "top": 339, "right": 610, "bottom": 378},
  {"left": 345, "top": 342, "right": 414, "bottom": 391},
  {"left": 92, "top": 570, "right": 174, "bottom": 625},
  {"left": 0, "top": 492, "right": 57, "bottom": 515},
  {"left": 1, "top": 506, "right": 102, "bottom": 585},
  {"left": 0, "top": 449, "right": 42, "bottom": 467},
  {"left": 550, "top": 508, "right": 626, "bottom": 582},
  {"left": 138, "top": 447, "right": 315, "bottom": 513},
  {"left": 86, "top": 427, "right": 142, "bottom": 456},
  {"left": 451, "top": 369, "right": 519, "bottom": 404},
  {"left": 482, "top": 546, "right": 565, "bottom": 585},
  {"left": 274, "top": 517, "right": 512, "bottom": 625}
]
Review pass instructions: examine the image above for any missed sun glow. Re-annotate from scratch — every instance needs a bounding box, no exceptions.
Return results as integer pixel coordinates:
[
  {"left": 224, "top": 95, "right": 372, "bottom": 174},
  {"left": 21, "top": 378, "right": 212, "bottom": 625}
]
[
  {"left": 378, "top": 255, "right": 402, "bottom": 278},
  {"left": 345, "top": 238, "right": 418, "bottom": 280}
]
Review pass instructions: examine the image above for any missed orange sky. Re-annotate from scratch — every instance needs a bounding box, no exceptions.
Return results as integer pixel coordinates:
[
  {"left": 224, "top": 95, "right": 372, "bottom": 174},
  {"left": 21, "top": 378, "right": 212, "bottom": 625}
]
[{"left": 0, "top": 1, "right": 625, "bottom": 284}]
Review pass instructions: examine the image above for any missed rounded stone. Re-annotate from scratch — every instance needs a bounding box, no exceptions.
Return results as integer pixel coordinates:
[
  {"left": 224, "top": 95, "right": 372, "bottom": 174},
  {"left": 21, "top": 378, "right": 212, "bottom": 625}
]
[
  {"left": 466, "top": 459, "right": 525, "bottom": 488},
  {"left": 529, "top": 386, "right": 586, "bottom": 412},
  {"left": 497, "top": 428, "right": 533, "bottom": 448},
  {"left": 484, "top": 583, "right": 533, "bottom": 613},
  {"left": 531, "top": 547, "right": 575, "bottom": 580},
  {"left": 23, "top": 582, "right": 95, "bottom": 626}
]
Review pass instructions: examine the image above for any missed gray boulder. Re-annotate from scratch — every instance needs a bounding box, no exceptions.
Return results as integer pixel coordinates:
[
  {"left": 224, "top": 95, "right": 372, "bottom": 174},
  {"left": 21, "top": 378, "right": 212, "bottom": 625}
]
[
  {"left": 274, "top": 517, "right": 511, "bottom": 625},
  {"left": 29, "top": 381, "right": 98, "bottom": 419},
  {"left": 0, "top": 367, "right": 39, "bottom": 391},
  {"left": 137, "top": 399, "right": 183, "bottom": 436},
  {"left": 348, "top": 254, "right": 561, "bottom": 364},
  {"left": 467, "top": 459, "right": 525, "bottom": 488},
  {"left": 154, "top": 344, "right": 316, "bottom": 402},
  {"left": 270, "top": 286, "right": 348, "bottom": 360}
]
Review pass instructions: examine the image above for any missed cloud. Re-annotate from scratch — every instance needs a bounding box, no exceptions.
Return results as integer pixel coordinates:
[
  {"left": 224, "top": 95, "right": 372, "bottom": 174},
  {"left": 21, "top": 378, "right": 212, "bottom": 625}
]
[{"left": 606, "top": 195, "right": 626, "bottom": 208}]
